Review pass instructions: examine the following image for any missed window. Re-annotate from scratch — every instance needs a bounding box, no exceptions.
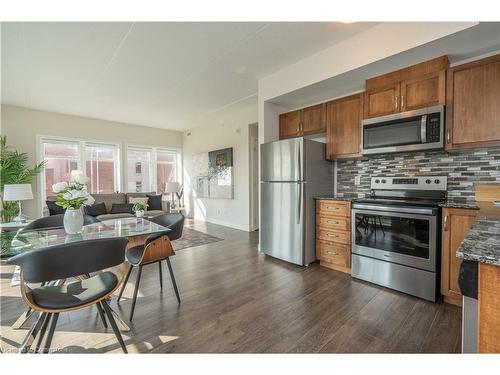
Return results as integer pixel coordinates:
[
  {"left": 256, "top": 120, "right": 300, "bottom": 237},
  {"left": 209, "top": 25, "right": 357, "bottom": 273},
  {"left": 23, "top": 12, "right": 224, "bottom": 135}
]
[
  {"left": 40, "top": 137, "right": 120, "bottom": 203},
  {"left": 156, "top": 150, "right": 178, "bottom": 193},
  {"left": 126, "top": 146, "right": 180, "bottom": 193},
  {"left": 42, "top": 141, "right": 80, "bottom": 199},
  {"left": 85, "top": 144, "right": 119, "bottom": 194},
  {"left": 127, "top": 148, "right": 152, "bottom": 192}
]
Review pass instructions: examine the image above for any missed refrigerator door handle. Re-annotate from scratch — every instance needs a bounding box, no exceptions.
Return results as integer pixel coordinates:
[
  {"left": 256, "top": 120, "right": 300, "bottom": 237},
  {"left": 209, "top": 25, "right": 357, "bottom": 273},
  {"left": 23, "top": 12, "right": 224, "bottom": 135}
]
[
  {"left": 297, "top": 182, "right": 302, "bottom": 224},
  {"left": 297, "top": 141, "right": 302, "bottom": 181}
]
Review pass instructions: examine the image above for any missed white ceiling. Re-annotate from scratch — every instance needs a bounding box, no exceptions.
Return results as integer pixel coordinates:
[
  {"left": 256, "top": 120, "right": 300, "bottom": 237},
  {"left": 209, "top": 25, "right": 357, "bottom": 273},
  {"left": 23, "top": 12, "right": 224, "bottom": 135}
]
[{"left": 1, "top": 22, "right": 377, "bottom": 130}]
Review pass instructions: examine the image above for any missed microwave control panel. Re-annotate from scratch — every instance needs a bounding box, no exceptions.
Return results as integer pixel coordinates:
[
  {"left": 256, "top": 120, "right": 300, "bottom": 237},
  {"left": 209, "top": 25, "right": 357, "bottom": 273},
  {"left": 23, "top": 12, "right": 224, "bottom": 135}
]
[{"left": 426, "top": 113, "right": 441, "bottom": 143}]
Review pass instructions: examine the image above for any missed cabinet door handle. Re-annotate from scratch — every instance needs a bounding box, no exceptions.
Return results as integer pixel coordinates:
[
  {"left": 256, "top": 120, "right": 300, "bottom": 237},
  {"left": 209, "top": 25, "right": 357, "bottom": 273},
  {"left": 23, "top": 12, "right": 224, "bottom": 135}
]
[
  {"left": 446, "top": 129, "right": 451, "bottom": 144},
  {"left": 443, "top": 215, "right": 449, "bottom": 231},
  {"left": 395, "top": 96, "right": 398, "bottom": 110},
  {"left": 401, "top": 95, "right": 404, "bottom": 109},
  {"left": 326, "top": 251, "right": 339, "bottom": 256}
]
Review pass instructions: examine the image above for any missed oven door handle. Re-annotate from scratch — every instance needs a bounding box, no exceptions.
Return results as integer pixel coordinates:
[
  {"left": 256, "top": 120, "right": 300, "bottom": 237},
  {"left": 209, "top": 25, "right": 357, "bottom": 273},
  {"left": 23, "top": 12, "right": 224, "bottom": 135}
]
[
  {"left": 352, "top": 203, "right": 436, "bottom": 215},
  {"left": 421, "top": 114, "right": 427, "bottom": 143}
]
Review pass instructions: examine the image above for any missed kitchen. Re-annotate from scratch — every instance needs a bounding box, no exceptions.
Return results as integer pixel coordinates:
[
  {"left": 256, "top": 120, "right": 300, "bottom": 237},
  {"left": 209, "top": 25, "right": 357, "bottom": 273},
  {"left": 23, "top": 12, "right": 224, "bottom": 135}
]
[{"left": 260, "top": 53, "right": 500, "bottom": 353}]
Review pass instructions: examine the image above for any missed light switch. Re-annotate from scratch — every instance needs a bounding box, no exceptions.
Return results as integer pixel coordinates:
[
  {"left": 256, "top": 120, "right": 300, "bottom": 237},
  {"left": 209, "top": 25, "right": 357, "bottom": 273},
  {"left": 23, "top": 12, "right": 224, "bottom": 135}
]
[{"left": 354, "top": 175, "right": 361, "bottom": 185}]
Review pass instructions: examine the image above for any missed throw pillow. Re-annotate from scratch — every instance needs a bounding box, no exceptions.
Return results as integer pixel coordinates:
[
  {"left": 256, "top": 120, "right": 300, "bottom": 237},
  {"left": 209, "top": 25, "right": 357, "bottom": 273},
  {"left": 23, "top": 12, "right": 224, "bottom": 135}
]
[
  {"left": 147, "top": 194, "right": 163, "bottom": 210},
  {"left": 46, "top": 200, "right": 65, "bottom": 215},
  {"left": 110, "top": 203, "right": 134, "bottom": 214},
  {"left": 128, "top": 197, "right": 149, "bottom": 206},
  {"left": 85, "top": 202, "right": 107, "bottom": 217}
]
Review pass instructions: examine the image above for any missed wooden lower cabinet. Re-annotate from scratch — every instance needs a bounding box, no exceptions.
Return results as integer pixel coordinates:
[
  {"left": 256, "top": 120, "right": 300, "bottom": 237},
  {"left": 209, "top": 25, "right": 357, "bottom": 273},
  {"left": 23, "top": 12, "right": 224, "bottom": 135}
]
[
  {"left": 441, "top": 207, "right": 478, "bottom": 305},
  {"left": 478, "top": 263, "right": 500, "bottom": 353},
  {"left": 315, "top": 200, "right": 351, "bottom": 274}
]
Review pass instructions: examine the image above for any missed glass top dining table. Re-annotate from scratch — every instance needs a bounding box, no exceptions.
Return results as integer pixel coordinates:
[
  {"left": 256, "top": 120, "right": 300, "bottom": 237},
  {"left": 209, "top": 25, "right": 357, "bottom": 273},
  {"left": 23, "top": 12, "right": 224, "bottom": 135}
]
[{"left": 0, "top": 217, "right": 171, "bottom": 259}]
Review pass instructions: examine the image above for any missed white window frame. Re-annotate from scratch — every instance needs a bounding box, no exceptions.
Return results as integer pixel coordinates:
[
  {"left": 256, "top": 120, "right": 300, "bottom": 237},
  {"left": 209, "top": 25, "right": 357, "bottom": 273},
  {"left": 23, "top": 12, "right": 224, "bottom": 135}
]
[
  {"left": 36, "top": 135, "right": 122, "bottom": 215},
  {"left": 124, "top": 143, "right": 182, "bottom": 194}
]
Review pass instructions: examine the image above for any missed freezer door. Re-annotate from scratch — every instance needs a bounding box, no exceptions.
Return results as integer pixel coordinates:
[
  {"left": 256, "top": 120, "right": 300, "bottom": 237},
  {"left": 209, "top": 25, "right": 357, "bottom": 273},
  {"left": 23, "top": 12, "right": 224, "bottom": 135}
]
[
  {"left": 261, "top": 138, "right": 303, "bottom": 182},
  {"left": 260, "top": 181, "right": 304, "bottom": 265}
]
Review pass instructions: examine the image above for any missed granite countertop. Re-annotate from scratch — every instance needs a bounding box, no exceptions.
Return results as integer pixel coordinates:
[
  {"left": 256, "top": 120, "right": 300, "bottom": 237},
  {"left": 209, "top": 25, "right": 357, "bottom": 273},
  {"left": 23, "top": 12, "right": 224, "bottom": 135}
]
[
  {"left": 456, "top": 201, "right": 500, "bottom": 266},
  {"left": 439, "top": 200, "right": 480, "bottom": 210}
]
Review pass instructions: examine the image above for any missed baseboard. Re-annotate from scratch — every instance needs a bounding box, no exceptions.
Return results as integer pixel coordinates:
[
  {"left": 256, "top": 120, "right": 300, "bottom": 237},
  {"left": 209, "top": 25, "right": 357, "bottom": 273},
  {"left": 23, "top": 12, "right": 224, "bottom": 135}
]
[{"left": 192, "top": 216, "right": 250, "bottom": 232}]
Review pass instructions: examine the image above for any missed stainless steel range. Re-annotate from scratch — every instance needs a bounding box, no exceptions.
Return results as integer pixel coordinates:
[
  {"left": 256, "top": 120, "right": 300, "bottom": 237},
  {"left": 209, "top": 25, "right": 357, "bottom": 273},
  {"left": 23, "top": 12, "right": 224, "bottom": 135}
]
[{"left": 351, "top": 176, "right": 447, "bottom": 302}]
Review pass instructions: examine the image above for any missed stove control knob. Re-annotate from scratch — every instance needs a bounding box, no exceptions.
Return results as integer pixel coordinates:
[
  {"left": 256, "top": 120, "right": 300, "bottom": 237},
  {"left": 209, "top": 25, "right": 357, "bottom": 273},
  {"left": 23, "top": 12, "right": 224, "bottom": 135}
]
[
  {"left": 434, "top": 179, "right": 441, "bottom": 185},
  {"left": 426, "top": 179, "right": 432, "bottom": 184},
  {"left": 375, "top": 179, "right": 380, "bottom": 184},
  {"left": 381, "top": 179, "right": 386, "bottom": 184}
]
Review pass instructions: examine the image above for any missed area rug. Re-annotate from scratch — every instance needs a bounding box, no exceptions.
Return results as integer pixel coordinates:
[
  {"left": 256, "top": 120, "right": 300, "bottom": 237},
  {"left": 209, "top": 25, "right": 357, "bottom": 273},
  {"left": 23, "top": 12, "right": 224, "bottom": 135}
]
[{"left": 171, "top": 227, "right": 223, "bottom": 251}]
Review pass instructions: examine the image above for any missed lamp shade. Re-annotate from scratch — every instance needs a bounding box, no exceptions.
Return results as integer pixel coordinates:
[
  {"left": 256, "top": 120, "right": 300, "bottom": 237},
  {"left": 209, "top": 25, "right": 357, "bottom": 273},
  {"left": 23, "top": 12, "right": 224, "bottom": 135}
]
[
  {"left": 165, "top": 182, "right": 181, "bottom": 193},
  {"left": 3, "top": 184, "right": 33, "bottom": 201}
]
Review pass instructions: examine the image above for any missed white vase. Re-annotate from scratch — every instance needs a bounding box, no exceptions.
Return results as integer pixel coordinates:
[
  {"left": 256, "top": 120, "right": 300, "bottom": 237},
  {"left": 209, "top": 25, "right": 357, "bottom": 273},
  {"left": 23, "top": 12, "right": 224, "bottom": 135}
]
[
  {"left": 64, "top": 208, "right": 84, "bottom": 234},
  {"left": 135, "top": 210, "right": 144, "bottom": 218}
]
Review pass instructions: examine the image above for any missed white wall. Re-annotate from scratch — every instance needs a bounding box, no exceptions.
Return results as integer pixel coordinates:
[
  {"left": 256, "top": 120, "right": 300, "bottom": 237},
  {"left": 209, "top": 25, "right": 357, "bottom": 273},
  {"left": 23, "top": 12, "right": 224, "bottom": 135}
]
[
  {"left": 1, "top": 104, "right": 183, "bottom": 217},
  {"left": 182, "top": 96, "right": 257, "bottom": 232}
]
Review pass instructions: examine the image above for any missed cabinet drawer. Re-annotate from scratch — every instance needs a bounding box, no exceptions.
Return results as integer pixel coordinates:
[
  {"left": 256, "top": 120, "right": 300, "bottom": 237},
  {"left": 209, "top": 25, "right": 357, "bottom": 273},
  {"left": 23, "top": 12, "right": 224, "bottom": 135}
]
[
  {"left": 316, "top": 201, "right": 350, "bottom": 217},
  {"left": 316, "top": 228, "right": 350, "bottom": 244},
  {"left": 317, "top": 216, "right": 349, "bottom": 231},
  {"left": 317, "top": 240, "right": 351, "bottom": 268}
]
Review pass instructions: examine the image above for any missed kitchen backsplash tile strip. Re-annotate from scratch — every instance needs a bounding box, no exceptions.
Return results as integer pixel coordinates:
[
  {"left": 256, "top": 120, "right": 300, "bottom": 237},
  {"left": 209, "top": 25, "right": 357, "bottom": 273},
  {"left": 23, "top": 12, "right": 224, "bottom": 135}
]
[{"left": 336, "top": 147, "right": 500, "bottom": 202}]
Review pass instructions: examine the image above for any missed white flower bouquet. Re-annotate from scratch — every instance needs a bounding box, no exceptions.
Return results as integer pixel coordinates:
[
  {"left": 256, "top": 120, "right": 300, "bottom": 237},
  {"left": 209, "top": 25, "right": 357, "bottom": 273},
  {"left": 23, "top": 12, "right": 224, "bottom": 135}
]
[{"left": 52, "top": 175, "right": 95, "bottom": 210}]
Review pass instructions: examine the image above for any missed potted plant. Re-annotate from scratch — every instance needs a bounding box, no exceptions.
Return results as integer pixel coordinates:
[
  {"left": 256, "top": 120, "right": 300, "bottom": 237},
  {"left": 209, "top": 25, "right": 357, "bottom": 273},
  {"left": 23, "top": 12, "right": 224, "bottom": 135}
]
[
  {"left": 132, "top": 202, "right": 148, "bottom": 218},
  {"left": 0, "top": 136, "right": 45, "bottom": 223},
  {"left": 53, "top": 175, "right": 95, "bottom": 234}
]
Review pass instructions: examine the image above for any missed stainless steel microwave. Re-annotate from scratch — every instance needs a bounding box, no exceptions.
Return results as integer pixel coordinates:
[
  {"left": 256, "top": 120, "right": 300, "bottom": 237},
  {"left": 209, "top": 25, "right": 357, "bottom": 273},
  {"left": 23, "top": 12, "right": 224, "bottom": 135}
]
[{"left": 361, "top": 105, "right": 444, "bottom": 155}]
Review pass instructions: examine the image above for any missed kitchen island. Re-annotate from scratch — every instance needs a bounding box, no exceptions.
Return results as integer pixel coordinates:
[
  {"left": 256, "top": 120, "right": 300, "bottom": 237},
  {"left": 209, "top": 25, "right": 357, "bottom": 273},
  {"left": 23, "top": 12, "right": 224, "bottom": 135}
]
[{"left": 456, "top": 199, "right": 500, "bottom": 353}]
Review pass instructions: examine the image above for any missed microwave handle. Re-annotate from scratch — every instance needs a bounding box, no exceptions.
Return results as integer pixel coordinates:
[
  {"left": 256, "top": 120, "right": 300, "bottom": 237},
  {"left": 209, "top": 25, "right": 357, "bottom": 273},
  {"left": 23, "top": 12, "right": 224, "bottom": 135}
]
[{"left": 421, "top": 115, "right": 427, "bottom": 143}]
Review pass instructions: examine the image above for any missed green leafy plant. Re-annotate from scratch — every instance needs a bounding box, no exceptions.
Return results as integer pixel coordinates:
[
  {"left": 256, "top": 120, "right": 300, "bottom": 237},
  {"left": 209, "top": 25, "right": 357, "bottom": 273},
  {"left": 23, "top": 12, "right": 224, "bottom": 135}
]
[
  {"left": 132, "top": 202, "right": 148, "bottom": 212},
  {"left": 0, "top": 135, "right": 45, "bottom": 222}
]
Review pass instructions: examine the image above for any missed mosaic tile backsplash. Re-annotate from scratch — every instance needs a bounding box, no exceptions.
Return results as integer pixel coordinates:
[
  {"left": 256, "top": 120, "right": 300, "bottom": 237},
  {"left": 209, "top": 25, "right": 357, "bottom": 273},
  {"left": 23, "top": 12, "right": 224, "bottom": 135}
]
[{"left": 336, "top": 147, "right": 500, "bottom": 202}]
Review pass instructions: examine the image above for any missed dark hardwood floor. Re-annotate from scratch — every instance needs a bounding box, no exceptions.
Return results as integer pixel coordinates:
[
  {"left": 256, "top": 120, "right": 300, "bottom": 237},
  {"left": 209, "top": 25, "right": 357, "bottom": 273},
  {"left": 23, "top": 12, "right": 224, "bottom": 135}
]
[{"left": 0, "top": 219, "right": 462, "bottom": 353}]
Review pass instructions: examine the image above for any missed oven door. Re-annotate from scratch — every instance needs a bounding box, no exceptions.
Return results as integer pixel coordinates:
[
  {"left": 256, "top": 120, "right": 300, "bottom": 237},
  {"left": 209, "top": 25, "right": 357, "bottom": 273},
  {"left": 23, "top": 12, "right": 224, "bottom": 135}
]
[{"left": 351, "top": 208, "right": 437, "bottom": 272}]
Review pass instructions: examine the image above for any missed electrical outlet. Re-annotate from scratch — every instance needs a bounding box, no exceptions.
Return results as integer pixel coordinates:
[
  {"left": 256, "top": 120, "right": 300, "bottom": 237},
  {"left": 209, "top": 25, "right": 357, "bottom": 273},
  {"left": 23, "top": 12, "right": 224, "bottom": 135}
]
[{"left": 354, "top": 175, "right": 361, "bottom": 186}]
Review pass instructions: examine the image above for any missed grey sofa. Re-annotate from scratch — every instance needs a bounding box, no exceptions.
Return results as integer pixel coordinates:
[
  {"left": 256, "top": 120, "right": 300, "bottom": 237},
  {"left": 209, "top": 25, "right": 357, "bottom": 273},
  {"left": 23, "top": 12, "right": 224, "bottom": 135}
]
[{"left": 46, "top": 192, "right": 169, "bottom": 221}]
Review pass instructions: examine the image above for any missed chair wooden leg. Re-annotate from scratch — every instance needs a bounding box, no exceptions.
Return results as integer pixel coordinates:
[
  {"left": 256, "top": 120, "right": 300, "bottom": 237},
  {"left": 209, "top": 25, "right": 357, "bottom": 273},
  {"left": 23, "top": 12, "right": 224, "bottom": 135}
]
[
  {"left": 166, "top": 258, "right": 180, "bottom": 304},
  {"left": 117, "top": 264, "right": 133, "bottom": 303},
  {"left": 129, "top": 265, "right": 142, "bottom": 321},
  {"left": 19, "top": 311, "right": 47, "bottom": 353},
  {"left": 42, "top": 312, "right": 59, "bottom": 353},
  {"left": 34, "top": 313, "right": 52, "bottom": 353},
  {"left": 95, "top": 301, "right": 108, "bottom": 328},
  {"left": 158, "top": 261, "right": 163, "bottom": 290},
  {"left": 101, "top": 300, "right": 128, "bottom": 353}
]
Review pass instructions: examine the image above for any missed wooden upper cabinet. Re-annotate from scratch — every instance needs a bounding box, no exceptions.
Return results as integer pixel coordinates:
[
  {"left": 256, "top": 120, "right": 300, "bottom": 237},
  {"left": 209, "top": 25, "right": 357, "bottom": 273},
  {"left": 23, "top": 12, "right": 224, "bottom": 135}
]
[
  {"left": 400, "top": 70, "right": 445, "bottom": 111},
  {"left": 301, "top": 103, "right": 326, "bottom": 135},
  {"left": 445, "top": 54, "right": 500, "bottom": 150},
  {"left": 363, "top": 84, "right": 400, "bottom": 119},
  {"left": 279, "top": 110, "right": 301, "bottom": 139},
  {"left": 326, "top": 94, "right": 363, "bottom": 160},
  {"left": 441, "top": 208, "right": 478, "bottom": 305},
  {"left": 364, "top": 56, "right": 448, "bottom": 119},
  {"left": 279, "top": 104, "right": 326, "bottom": 139}
]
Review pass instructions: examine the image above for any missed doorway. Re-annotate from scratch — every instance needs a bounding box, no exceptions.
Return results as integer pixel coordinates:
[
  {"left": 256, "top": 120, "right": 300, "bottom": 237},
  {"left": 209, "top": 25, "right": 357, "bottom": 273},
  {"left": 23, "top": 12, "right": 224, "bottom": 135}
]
[{"left": 249, "top": 123, "right": 259, "bottom": 231}]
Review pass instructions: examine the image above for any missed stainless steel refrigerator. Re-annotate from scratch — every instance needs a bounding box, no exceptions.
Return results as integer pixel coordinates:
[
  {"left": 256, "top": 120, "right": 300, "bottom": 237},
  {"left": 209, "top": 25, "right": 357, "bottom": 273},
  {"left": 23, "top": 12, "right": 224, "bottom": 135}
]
[{"left": 260, "top": 138, "right": 334, "bottom": 266}]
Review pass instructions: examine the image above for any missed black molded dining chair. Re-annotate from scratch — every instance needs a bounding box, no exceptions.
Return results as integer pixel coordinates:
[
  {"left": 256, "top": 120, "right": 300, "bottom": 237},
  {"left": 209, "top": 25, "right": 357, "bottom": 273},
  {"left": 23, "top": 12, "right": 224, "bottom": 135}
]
[
  {"left": 7, "top": 237, "right": 129, "bottom": 353},
  {"left": 117, "top": 213, "right": 184, "bottom": 321},
  {"left": 21, "top": 214, "right": 100, "bottom": 232}
]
